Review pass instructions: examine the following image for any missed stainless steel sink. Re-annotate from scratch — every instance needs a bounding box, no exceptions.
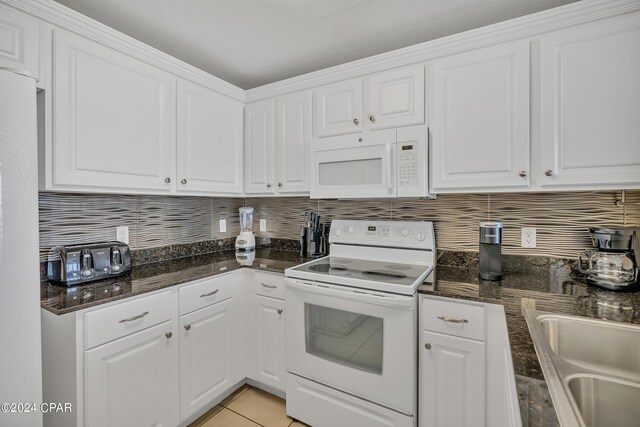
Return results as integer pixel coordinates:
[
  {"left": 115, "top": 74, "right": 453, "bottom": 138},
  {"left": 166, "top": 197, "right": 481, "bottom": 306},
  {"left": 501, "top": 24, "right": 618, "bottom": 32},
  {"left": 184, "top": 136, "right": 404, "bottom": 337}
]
[
  {"left": 525, "top": 310, "right": 640, "bottom": 427},
  {"left": 567, "top": 375, "right": 640, "bottom": 427}
]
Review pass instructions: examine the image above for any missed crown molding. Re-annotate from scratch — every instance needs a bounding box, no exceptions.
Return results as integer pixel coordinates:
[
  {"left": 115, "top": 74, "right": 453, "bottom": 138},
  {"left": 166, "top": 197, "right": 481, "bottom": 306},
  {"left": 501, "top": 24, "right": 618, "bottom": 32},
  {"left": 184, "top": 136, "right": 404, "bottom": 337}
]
[
  {"left": 245, "top": 0, "right": 640, "bottom": 103},
  {"left": 1, "top": 0, "right": 246, "bottom": 102}
]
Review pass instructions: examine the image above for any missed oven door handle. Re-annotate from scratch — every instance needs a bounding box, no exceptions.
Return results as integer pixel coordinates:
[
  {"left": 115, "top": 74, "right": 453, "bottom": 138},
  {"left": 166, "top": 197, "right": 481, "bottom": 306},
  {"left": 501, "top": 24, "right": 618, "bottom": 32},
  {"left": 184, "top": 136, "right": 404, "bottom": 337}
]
[{"left": 285, "top": 279, "right": 414, "bottom": 309}]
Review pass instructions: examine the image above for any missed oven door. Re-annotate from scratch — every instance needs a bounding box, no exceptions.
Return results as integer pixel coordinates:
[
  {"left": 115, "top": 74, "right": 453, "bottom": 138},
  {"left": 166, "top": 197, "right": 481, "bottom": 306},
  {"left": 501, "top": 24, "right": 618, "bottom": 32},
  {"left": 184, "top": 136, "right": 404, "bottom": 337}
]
[
  {"left": 311, "top": 136, "right": 395, "bottom": 199},
  {"left": 285, "top": 278, "right": 416, "bottom": 415}
]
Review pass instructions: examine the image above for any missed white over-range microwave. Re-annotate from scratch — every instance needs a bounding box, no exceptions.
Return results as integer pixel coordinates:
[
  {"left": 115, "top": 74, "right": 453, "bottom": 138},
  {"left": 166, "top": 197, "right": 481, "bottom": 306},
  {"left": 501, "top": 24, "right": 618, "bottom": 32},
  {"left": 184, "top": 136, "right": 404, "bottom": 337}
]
[{"left": 310, "top": 125, "right": 435, "bottom": 199}]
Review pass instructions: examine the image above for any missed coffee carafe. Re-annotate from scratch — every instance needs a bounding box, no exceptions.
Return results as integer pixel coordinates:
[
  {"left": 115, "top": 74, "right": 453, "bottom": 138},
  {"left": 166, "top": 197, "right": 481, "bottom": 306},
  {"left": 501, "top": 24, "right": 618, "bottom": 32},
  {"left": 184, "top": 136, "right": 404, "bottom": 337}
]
[{"left": 578, "top": 227, "right": 639, "bottom": 291}]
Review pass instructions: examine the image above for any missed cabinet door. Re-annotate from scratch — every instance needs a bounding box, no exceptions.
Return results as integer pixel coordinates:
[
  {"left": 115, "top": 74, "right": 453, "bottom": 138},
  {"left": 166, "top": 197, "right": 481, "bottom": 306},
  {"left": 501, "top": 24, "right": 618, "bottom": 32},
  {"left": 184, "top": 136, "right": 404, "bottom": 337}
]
[
  {"left": 430, "top": 41, "right": 530, "bottom": 191},
  {"left": 177, "top": 80, "right": 243, "bottom": 194},
  {"left": 539, "top": 13, "right": 640, "bottom": 187},
  {"left": 0, "top": 4, "right": 39, "bottom": 80},
  {"left": 247, "top": 295, "right": 285, "bottom": 392},
  {"left": 245, "top": 100, "right": 275, "bottom": 194},
  {"left": 53, "top": 30, "right": 175, "bottom": 192},
  {"left": 420, "top": 330, "right": 485, "bottom": 427},
  {"left": 179, "top": 298, "right": 236, "bottom": 421},
  {"left": 314, "top": 78, "right": 363, "bottom": 137},
  {"left": 367, "top": 65, "right": 425, "bottom": 131},
  {"left": 275, "top": 91, "right": 311, "bottom": 194},
  {"left": 85, "top": 321, "right": 178, "bottom": 427}
]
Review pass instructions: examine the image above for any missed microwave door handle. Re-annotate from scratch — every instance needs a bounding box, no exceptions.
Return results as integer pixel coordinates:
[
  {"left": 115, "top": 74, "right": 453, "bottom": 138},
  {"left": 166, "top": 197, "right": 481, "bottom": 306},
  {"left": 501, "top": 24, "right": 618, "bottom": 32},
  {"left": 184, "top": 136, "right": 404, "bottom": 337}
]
[{"left": 386, "top": 144, "right": 393, "bottom": 191}]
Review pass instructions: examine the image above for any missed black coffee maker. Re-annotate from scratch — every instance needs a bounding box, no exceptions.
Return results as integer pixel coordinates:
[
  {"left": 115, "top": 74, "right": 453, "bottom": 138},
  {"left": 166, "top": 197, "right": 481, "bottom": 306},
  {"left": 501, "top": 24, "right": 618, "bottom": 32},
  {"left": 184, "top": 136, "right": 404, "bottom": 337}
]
[{"left": 479, "top": 222, "right": 503, "bottom": 281}]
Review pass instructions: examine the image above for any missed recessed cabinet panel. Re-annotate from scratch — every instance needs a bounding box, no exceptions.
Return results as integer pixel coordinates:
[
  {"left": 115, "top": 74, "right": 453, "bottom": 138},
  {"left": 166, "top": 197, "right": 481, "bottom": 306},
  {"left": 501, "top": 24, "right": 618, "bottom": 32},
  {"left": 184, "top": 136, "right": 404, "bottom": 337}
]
[
  {"left": 431, "top": 41, "right": 530, "bottom": 191},
  {"left": 247, "top": 295, "right": 286, "bottom": 391},
  {"left": 53, "top": 30, "right": 174, "bottom": 191},
  {"left": 85, "top": 321, "right": 177, "bottom": 427},
  {"left": 245, "top": 100, "right": 275, "bottom": 194},
  {"left": 367, "top": 65, "right": 425, "bottom": 130},
  {"left": 177, "top": 80, "right": 243, "bottom": 194},
  {"left": 314, "top": 79, "right": 363, "bottom": 137},
  {"left": 275, "top": 91, "right": 311, "bottom": 193},
  {"left": 0, "top": 4, "right": 39, "bottom": 80},
  {"left": 540, "top": 12, "right": 640, "bottom": 187}
]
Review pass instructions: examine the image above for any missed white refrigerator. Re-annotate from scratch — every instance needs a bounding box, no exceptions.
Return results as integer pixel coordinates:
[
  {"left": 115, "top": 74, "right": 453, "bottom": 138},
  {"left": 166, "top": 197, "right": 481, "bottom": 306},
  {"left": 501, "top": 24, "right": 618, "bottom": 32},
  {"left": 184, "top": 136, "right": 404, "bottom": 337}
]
[{"left": 0, "top": 67, "right": 43, "bottom": 427}]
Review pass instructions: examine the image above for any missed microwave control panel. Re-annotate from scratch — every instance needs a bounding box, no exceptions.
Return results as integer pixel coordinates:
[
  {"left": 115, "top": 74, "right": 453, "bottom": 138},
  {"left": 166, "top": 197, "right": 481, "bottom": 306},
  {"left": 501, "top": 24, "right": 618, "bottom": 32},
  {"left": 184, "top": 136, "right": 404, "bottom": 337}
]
[{"left": 398, "top": 144, "right": 418, "bottom": 187}]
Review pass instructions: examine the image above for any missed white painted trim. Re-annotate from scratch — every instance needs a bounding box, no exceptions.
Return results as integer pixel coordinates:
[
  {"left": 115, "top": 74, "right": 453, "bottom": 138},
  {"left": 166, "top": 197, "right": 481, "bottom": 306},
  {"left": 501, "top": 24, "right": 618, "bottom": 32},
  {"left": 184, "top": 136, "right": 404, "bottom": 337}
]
[
  {"left": 246, "top": 0, "right": 640, "bottom": 102},
  {"left": 1, "top": 0, "right": 245, "bottom": 102}
]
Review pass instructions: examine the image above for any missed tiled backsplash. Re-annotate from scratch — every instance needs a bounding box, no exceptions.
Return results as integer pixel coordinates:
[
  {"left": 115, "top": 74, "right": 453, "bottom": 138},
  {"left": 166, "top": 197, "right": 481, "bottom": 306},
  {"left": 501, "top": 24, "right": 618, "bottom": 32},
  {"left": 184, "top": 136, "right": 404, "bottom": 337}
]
[{"left": 39, "top": 190, "right": 639, "bottom": 261}]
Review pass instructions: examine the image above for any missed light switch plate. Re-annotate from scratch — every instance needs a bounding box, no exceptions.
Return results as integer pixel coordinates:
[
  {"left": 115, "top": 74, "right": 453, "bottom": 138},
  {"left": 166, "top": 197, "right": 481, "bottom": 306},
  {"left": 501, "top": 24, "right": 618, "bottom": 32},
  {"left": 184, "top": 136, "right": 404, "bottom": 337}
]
[
  {"left": 116, "top": 226, "right": 129, "bottom": 244},
  {"left": 219, "top": 219, "right": 227, "bottom": 233},
  {"left": 260, "top": 219, "right": 267, "bottom": 232}
]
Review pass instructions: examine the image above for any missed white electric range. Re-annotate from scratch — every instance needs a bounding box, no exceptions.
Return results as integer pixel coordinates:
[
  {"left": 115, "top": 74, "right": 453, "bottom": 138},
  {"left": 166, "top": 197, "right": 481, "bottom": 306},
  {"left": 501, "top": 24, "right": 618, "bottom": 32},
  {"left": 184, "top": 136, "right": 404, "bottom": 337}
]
[{"left": 284, "top": 219, "right": 435, "bottom": 427}]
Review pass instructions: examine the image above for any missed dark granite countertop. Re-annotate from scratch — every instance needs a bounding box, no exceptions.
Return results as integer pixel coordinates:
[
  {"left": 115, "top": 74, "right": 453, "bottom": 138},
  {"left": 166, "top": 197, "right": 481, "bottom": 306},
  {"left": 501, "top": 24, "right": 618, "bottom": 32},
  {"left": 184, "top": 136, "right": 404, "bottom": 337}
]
[{"left": 41, "top": 248, "right": 307, "bottom": 315}]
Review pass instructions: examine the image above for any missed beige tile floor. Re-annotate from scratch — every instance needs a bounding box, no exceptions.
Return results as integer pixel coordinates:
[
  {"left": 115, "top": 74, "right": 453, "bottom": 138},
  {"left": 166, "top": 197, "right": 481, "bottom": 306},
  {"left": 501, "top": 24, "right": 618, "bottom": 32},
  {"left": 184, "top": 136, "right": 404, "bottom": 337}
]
[{"left": 189, "top": 385, "right": 310, "bottom": 427}]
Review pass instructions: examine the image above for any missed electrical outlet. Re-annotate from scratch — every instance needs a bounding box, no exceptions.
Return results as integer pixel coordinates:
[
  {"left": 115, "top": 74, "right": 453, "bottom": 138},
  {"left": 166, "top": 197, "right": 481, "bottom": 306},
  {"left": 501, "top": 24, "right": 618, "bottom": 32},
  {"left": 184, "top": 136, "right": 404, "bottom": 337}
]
[
  {"left": 260, "top": 219, "right": 267, "bottom": 232},
  {"left": 116, "top": 226, "right": 129, "bottom": 244},
  {"left": 521, "top": 297, "right": 536, "bottom": 311},
  {"left": 219, "top": 219, "right": 227, "bottom": 233},
  {"left": 521, "top": 227, "right": 537, "bottom": 248}
]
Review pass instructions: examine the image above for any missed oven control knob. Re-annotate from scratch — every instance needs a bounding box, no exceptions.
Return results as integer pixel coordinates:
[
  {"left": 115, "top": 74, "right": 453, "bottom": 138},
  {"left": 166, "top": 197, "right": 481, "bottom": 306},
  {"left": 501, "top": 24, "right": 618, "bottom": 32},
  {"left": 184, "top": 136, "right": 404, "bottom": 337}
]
[
  {"left": 335, "top": 228, "right": 342, "bottom": 237},
  {"left": 416, "top": 232, "right": 425, "bottom": 241},
  {"left": 400, "top": 227, "right": 409, "bottom": 237},
  {"left": 348, "top": 226, "right": 355, "bottom": 234}
]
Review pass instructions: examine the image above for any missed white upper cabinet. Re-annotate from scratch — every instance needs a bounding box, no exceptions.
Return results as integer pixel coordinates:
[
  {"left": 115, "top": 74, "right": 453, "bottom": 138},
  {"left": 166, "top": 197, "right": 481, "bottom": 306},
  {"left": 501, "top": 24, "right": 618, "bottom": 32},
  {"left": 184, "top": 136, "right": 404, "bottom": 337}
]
[
  {"left": 53, "top": 30, "right": 175, "bottom": 192},
  {"left": 275, "top": 91, "right": 312, "bottom": 193},
  {"left": 430, "top": 41, "right": 530, "bottom": 192},
  {"left": 539, "top": 12, "right": 640, "bottom": 188},
  {"left": 366, "top": 65, "right": 425, "bottom": 131},
  {"left": 177, "top": 80, "right": 243, "bottom": 195},
  {"left": 314, "top": 78, "right": 363, "bottom": 137},
  {"left": 245, "top": 99, "right": 275, "bottom": 194},
  {"left": 314, "top": 65, "right": 425, "bottom": 138},
  {"left": 245, "top": 91, "right": 311, "bottom": 195},
  {"left": 0, "top": 4, "right": 39, "bottom": 80}
]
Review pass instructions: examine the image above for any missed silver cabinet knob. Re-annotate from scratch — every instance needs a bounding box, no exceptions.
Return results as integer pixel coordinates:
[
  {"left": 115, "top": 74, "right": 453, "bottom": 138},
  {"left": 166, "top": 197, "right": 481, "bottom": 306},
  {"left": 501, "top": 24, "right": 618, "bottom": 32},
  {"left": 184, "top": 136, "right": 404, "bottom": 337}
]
[
  {"left": 277, "top": 309, "right": 283, "bottom": 315},
  {"left": 369, "top": 114, "right": 375, "bottom": 123},
  {"left": 165, "top": 177, "right": 171, "bottom": 183},
  {"left": 181, "top": 179, "right": 187, "bottom": 184},
  {"left": 519, "top": 171, "right": 527, "bottom": 177},
  {"left": 184, "top": 324, "right": 191, "bottom": 331},
  {"left": 358, "top": 138, "right": 363, "bottom": 142},
  {"left": 165, "top": 332, "right": 173, "bottom": 339},
  {"left": 266, "top": 183, "right": 272, "bottom": 188},
  {"left": 353, "top": 118, "right": 359, "bottom": 126},
  {"left": 545, "top": 169, "right": 553, "bottom": 176},
  {"left": 277, "top": 182, "right": 282, "bottom": 187},
  {"left": 424, "top": 343, "right": 432, "bottom": 350}
]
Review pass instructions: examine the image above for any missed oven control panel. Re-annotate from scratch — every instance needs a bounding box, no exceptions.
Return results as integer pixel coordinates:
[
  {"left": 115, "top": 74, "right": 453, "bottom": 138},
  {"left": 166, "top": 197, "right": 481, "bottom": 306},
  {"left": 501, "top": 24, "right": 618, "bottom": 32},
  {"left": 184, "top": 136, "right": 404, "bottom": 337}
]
[{"left": 330, "top": 220, "right": 434, "bottom": 250}]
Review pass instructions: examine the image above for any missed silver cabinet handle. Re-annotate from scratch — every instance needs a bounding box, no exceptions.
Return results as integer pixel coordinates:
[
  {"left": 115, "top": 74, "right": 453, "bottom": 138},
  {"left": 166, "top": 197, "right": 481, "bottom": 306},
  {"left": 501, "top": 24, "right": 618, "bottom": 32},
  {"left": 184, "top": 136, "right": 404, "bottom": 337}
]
[
  {"left": 277, "top": 309, "right": 283, "bottom": 315},
  {"left": 424, "top": 343, "right": 432, "bottom": 350},
  {"left": 261, "top": 283, "right": 277, "bottom": 289},
  {"left": 266, "top": 183, "right": 272, "bottom": 188},
  {"left": 358, "top": 138, "right": 363, "bottom": 142},
  {"left": 200, "top": 289, "right": 219, "bottom": 298},
  {"left": 545, "top": 169, "right": 553, "bottom": 176},
  {"left": 165, "top": 177, "right": 171, "bottom": 183},
  {"left": 119, "top": 311, "right": 149, "bottom": 323},
  {"left": 277, "top": 182, "right": 283, "bottom": 187},
  {"left": 519, "top": 171, "right": 527, "bottom": 177},
  {"left": 181, "top": 178, "right": 187, "bottom": 184},
  {"left": 437, "top": 315, "right": 469, "bottom": 324},
  {"left": 369, "top": 114, "right": 375, "bottom": 123},
  {"left": 353, "top": 118, "right": 359, "bottom": 126},
  {"left": 184, "top": 324, "right": 191, "bottom": 331},
  {"left": 165, "top": 332, "right": 172, "bottom": 339}
]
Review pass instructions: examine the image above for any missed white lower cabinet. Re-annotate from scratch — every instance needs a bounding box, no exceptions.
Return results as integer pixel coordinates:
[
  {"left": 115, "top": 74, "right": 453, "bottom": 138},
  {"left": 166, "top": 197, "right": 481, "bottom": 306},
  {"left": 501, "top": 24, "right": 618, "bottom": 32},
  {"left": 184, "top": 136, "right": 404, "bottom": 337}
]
[
  {"left": 85, "top": 321, "right": 178, "bottom": 427},
  {"left": 247, "top": 295, "right": 286, "bottom": 391}
]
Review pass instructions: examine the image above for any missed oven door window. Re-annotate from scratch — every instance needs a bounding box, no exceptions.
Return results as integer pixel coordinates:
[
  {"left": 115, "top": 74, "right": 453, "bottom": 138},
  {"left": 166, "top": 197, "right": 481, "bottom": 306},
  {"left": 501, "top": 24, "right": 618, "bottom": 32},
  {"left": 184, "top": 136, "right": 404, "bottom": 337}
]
[{"left": 304, "top": 303, "right": 383, "bottom": 375}]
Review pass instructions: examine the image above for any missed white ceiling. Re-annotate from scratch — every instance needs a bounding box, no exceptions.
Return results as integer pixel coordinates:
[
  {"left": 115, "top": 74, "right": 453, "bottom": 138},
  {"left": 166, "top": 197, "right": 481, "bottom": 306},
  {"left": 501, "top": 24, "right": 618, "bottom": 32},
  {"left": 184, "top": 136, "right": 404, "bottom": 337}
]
[{"left": 53, "top": 0, "right": 577, "bottom": 89}]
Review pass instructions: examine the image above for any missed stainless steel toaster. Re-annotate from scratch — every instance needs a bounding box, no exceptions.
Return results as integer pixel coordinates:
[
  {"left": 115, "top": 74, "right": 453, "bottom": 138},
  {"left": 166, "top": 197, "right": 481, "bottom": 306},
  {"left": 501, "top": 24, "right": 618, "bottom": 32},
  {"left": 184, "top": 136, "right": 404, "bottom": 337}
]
[{"left": 47, "top": 241, "right": 132, "bottom": 285}]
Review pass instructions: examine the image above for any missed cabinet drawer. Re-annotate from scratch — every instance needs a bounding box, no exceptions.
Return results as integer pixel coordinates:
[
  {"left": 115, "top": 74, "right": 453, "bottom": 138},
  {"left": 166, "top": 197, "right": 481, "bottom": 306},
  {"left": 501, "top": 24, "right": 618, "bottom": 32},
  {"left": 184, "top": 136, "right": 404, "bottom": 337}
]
[
  {"left": 179, "top": 273, "right": 238, "bottom": 315},
  {"left": 251, "top": 271, "right": 285, "bottom": 300},
  {"left": 84, "top": 291, "right": 172, "bottom": 349},
  {"left": 421, "top": 297, "right": 485, "bottom": 341}
]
